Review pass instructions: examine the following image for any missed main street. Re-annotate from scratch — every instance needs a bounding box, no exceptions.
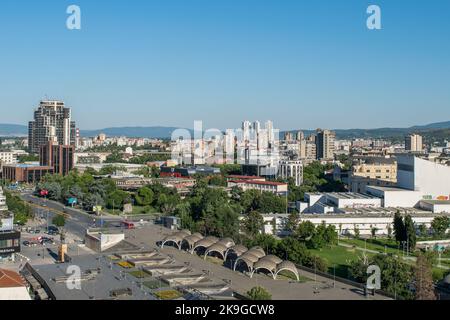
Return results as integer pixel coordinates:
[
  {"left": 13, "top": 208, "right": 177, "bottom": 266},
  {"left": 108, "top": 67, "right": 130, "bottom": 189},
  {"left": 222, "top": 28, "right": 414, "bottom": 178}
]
[{"left": 19, "top": 192, "right": 122, "bottom": 239}]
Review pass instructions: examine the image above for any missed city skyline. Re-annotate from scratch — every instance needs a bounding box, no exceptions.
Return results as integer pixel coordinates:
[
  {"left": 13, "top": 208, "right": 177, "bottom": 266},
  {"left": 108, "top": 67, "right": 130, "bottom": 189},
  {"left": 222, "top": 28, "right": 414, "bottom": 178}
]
[{"left": 1, "top": 1, "right": 450, "bottom": 130}]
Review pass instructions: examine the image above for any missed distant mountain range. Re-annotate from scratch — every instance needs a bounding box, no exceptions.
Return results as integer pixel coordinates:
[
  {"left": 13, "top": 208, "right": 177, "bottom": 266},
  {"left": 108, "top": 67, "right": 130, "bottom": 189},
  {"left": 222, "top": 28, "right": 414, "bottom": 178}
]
[{"left": 1, "top": 121, "right": 450, "bottom": 140}]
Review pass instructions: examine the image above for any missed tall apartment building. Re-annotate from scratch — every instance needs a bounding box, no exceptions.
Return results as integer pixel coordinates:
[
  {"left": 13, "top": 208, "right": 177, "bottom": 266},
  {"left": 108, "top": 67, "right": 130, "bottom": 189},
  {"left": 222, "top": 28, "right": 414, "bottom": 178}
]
[
  {"left": 278, "top": 160, "right": 303, "bottom": 186},
  {"left": 298, "top": 135, "right": 317, "bottom": 160},
  {"left": 405, "top": 134, "right": 423, "bottom": 152},
  {"left": 28, "top": 100, "right": 76, "bottom": 153},
  {"left": 316, "top": 129, "right": 335, "bottom": 160}
]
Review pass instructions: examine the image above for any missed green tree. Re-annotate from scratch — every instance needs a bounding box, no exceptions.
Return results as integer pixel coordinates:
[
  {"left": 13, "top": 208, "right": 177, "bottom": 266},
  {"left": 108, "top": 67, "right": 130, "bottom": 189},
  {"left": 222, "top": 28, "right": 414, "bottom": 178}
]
[
  {"left": 353, "top": 225, "right": 360, "bottom": 239},
  {"left": 258, "top": 192, "right": 286, "bottom": 213},
  {"left": 52, "top": 215, "right": 66, "bottom": 228},
  {"left": 241, "top": 211, "right": 264, "bottom": 238},
  {"left": 431, "top": 216, "right": 450, "bottom": 238},
  {"left": 245, "top": 234, "right": 278, "bottom": 255},
  {"left": 404, "top": 215, "right": 417, "bottom": 253},
  {"left": 371, "top": 227, "right": 378, "bottom": 239},
  {"left": 285, "top": 213, "right": 299, "bottom": 234},
  {"left": 393, "top": 211, "right": 406, "bottom": 243},
  {"left": 246, "top": 286, "right": 272, "bottom": 300},
  {"left": 295, "top": 221, "right": 315, "bottom": 242},
  {"left": 134, "top": 187, "right": 154, "bottom": 206},
  {"left": 106, "top": 190, "right": 130, "bottom": 210},
  {"left": 349, "top": 254, "right": 414, "bottom": 299}
]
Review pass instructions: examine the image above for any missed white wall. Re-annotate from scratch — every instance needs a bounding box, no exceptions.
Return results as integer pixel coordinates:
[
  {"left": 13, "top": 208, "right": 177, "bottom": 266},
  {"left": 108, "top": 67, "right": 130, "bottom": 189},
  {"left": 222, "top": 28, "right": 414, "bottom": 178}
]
[
  {"left": 397, "top": 155, "right": 450, "bottom": 199},
  {"left": 0, "top": 287, "right": 31, "bottom": 300}
]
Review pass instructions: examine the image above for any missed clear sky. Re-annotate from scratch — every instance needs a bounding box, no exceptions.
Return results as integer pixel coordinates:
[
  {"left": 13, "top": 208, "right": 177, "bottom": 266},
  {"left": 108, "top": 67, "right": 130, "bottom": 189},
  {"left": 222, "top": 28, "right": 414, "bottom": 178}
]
[{"left": 0, "top": 0, "right": 449, "bottom": 131}]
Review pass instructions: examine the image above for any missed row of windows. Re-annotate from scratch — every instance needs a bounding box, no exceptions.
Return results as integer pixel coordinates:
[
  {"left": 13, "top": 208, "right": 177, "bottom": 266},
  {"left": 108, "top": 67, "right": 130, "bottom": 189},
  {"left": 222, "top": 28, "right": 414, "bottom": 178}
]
[{"left": 0, "top": 239, "right": 20, "bottom": 249}]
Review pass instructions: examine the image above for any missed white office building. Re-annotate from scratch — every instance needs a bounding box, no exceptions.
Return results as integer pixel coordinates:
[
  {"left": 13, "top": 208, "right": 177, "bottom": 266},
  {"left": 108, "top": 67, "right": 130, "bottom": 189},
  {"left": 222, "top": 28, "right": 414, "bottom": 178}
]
[{"left": 278, "top": 160, "right": 303, "bottom": 186}]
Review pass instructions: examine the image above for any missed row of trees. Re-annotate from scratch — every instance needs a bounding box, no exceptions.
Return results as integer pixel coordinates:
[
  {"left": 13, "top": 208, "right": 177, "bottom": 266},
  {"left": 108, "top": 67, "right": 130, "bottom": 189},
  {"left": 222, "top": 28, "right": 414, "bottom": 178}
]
[
  {"left": 4, "top": 190, "right": 33, "bottom": 225},
  {"left": 393, "top": 212, "right": 450, "bottom": 249},
  {"left": 349, "top": 251, "right": 437, "bottom": 300}
]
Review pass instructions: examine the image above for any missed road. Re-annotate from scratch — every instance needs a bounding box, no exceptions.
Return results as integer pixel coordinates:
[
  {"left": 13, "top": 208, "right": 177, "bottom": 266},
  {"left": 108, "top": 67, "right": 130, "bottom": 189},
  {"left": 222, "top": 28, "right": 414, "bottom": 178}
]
[{"left": 20, "top": 193, "right": 122, "bottom": 239}]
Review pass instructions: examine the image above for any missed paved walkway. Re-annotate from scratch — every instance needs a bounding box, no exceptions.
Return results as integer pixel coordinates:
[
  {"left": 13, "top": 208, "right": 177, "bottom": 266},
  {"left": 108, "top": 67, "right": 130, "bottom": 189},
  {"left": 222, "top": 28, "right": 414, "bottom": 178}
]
[{"left": 125, "top": 226, "right": 390, "bottom": 300}]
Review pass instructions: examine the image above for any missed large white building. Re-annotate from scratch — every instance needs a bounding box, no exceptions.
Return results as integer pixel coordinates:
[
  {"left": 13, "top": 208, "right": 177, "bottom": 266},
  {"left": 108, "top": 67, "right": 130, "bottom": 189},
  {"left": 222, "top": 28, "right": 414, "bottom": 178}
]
[
  {"left": 278, "top": 160, "right": 303, "bottom": 186},
  {"left": 365, "top": 154, "right": 450, "bottom": 210},
  {"left": 259, "top": 211, "right": 444, "bottom": 237}
]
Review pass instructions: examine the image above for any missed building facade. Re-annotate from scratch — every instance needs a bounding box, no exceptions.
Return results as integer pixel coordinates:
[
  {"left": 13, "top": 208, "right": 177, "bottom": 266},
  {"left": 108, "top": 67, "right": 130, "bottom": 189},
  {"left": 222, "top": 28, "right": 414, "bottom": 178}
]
[
  {"left": 39, "top": 142, "right": 74, "bottom": 176},
  {"left": 349, "top": 157, "right": 397, "bottom": 193},
  {"left": 316, "top": 129, "right": 335, "bottom": 160},
  {"left": 28, "top": 100, "right": 76, "bottom": 153},
  {"left": 278, "top": 160, "right": 303, "bottom": 186},
  {"left": 405, "top": 134, "right": 423, "bottom": 152}
]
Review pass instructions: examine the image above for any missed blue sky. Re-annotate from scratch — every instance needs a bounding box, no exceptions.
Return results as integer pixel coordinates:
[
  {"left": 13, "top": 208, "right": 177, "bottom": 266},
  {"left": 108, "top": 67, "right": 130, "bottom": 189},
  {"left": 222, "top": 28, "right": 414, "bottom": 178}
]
[{"left": 0, "top": 0, "right": 449, "bottom": 131}]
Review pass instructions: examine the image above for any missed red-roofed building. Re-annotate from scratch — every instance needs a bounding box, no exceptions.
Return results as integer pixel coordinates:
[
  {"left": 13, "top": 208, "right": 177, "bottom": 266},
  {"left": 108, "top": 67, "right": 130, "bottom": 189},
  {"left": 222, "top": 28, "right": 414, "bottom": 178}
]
[{"left": 0, "top": 268, "right": 31, "bottom": 300}]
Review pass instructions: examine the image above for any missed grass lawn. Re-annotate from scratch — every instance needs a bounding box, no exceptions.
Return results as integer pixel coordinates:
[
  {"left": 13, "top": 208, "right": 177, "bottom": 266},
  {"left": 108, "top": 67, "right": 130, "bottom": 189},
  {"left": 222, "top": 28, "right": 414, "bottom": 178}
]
[
  {"left": 340, "top": 238, "right": 402, "bottom": 255},
  {"left": 127, "top": 270, "right": 152, "bottom": 279},
  {"left": 309, "top": 245, "right": 367, "bottom": 278}
]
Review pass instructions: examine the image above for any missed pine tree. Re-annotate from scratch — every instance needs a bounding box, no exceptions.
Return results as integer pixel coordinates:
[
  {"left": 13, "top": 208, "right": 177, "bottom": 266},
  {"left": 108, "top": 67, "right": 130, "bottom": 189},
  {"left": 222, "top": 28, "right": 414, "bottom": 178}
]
[
  {"left": 404, "top": 215, "right": 417, "bottom": 254},
  {"left": 414, "top": 253, "right": 436, "bottom": 300},
  {"left": 393, "top": 211, "right": 406, "bottom": 243}
]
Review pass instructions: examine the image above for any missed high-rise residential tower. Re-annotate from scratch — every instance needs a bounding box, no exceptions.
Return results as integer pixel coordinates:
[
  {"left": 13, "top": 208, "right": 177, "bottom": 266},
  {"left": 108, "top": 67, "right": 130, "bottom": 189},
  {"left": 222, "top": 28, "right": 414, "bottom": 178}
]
[
  {"left": 405, "top": 134, "right": 423, "bottom": 152},
  {"left": 316, "top": 129, "right": 336, "bottom": 160},
  {"left": 28, "top": 100, "right": 76, "bottom": 153}
]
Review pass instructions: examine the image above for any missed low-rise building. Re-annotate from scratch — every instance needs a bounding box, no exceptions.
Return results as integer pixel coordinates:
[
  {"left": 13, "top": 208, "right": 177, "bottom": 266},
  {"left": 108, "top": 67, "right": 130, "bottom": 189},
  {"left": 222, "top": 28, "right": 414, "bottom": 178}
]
[
  {"left": 258, "top": 209, "right": 447, "bottom": 237},
  {"left": 228, "top": 179, "right": 288, "bottom": 196},
  {"left": 0, "top": 152, "right": 17, "bottom": 165},
  {"left": 2, "top": 163, "right": 53, "bottom": 183},
  {"left": 0, "top": 269, "right": 31, "bottom": 300}
]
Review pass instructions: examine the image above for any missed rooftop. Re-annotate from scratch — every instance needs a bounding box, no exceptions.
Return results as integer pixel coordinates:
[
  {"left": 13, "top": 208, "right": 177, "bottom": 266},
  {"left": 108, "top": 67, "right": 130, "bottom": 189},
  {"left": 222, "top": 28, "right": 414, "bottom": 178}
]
[
  {"left": 421, "top": 200, "right": 450, "bottom": 205},
  {"left": 366, "top": 186, "right": 415, "bottom": 192},
  {"left": 229, "top": 180, "right": 287, "bottom": 186},
  {"left": 0, "top": 268, "right": 26, "bottom": 288},
  {"left": 27, "top": 254, "right": 156, "bottom": 300},
  {"left": 326, "top": 192, "right": 378, "bottom": 200}
]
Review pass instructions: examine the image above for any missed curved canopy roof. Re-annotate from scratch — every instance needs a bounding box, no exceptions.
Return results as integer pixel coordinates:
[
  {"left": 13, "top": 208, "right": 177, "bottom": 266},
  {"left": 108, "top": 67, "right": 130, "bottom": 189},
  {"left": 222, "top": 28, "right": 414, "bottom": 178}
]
[
  {"left": 261, "top": 255, "right": 283, "bottom": 265},
  {"left": 205, "top": 243, "right": 229, "bottom": 258},
  {"left": 192, "top": 236, "right": 218, "bottom": 250},
  {"left": 217, "top": 238, "right": 235, "bottom": 248},
  {"left": 247, "top": 247, "right": 266, "bottom": 259},
  {"left": 254, "top": 259, "right": 278, "bottom": 274},
  {"left": 275, "top": 261, "right": 299, "bottom": 281},
  {"left": 182, "top": 233, "right": 204, "bottom": 248},
  {"left": 162, "top": 230, "right": 191, "bottom": 244},
  {"left": 225, "top": 245, "right": 248, "bottom": 258}
]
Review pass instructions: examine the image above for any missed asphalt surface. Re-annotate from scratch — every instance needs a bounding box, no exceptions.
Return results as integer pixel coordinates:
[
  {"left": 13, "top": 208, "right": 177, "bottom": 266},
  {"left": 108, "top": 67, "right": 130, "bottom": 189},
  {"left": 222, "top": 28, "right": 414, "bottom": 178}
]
[{"left": 20, "top": 193, "right": 122, "bottom": 239}]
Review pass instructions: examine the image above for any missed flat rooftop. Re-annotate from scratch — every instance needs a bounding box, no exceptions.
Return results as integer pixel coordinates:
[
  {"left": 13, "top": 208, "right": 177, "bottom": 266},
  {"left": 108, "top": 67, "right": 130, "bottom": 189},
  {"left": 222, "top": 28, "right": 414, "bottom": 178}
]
[
  {"left": 421, "top": 200, "right": 450, "bottom": 205},
  {"left": 327, "top": 192, "right": 378, "bottom": 200},
  {"left": 366, "top": 186, "right": 414, "bottom": 192},
  {"left": 28, "top": 254, "right": 156, "bottom": 300}
]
